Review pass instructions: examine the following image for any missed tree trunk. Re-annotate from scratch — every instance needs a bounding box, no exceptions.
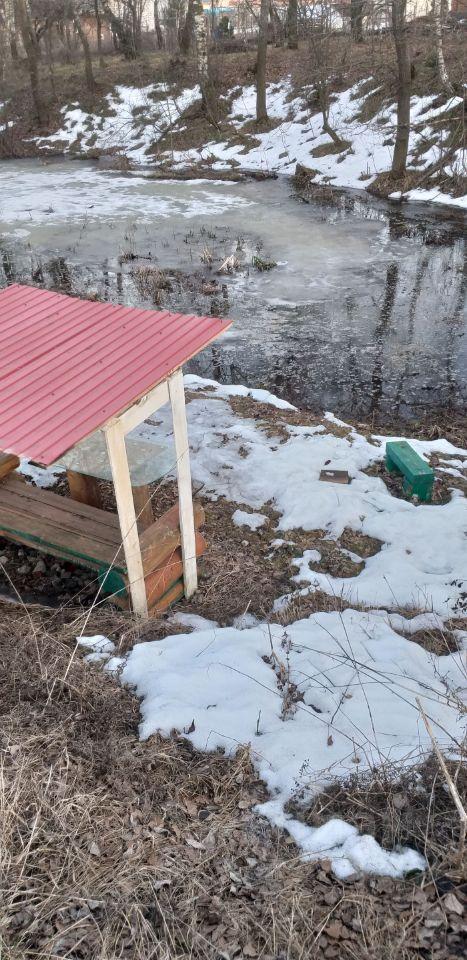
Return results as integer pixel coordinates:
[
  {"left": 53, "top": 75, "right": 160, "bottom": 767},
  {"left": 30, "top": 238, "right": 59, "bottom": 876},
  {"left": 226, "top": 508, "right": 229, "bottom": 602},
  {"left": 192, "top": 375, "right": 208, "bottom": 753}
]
[
  {"left": 391, "top": 0, "right": 411, "bottom": 179},
  {"left": 180, "top": 0, "right": 194, "bottom": 54},
  {"left": 94, "top": 0, "right": 104, "bottom": 66},
  {"left": 193, "top": 0, "right": 214, "bottom": 119},
  {"left": 432, "top": 0, "right": 452, "bottom": 92},
  {"left": 350, "top": 0, "right": 364, "bottom": 42},
  {"left": 287, "top": 0, "right": 297, "bottom": 49},
  {"left": 0, "top": 0, "right": 15, "bottom": 77},
  {"left": 102, "top": 1, "right": 137, "bottom": 58},
  {"left": 14, "top": 0, "right": 45, "bottom": 126},
  {"left": 193, "top": 2, "right": 208, "bottom": 80},
  {"left": 153, "top": 0, "right": 164, "bottom": 48},
  {"left": 256, "top": 0, "right": 268, "bottom": 123},
  {"left": 73, "top": 14, "right": 95, "bottom": 93}
]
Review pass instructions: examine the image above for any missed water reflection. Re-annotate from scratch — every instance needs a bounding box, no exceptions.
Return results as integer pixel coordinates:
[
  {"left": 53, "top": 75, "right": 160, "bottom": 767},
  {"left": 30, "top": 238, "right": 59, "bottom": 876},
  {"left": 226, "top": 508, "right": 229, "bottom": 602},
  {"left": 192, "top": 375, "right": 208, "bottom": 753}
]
[{"left": 0, "top": 164, "right": 465, "bottom": 421}]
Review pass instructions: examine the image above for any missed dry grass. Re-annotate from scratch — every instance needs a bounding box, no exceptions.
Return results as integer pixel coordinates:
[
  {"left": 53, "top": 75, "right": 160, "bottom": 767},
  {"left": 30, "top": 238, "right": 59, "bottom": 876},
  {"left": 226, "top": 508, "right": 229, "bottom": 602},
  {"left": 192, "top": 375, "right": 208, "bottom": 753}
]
[
  {"left": 291, "top": 755, "right": 467, "bottom": 878},
  {"left": 1, "top": 605, "right": 466, "bottom": 959}
]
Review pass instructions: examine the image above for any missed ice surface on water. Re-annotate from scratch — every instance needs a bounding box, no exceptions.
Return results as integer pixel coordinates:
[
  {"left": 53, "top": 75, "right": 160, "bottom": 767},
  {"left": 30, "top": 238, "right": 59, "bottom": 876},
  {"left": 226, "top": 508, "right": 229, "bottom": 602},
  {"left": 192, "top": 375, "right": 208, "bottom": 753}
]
[
  {"left": 0, "top": 161, "right": 465, "bottom": 418},
  {"left": 0, "top": 164, "right": 252, "bottom": 226}
]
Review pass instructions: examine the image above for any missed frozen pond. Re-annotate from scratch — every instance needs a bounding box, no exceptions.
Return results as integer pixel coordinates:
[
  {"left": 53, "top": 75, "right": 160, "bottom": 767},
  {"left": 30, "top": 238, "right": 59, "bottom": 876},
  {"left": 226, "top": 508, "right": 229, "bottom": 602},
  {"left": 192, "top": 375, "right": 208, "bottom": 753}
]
[{"left": 1, "top": 158, "right": 465, "bottom": 419}]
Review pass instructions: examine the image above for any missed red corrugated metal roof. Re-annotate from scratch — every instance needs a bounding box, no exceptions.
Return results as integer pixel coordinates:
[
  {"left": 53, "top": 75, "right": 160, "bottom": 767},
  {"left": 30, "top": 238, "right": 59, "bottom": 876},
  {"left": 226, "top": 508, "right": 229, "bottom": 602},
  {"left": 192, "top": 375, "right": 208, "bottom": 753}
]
[{"left": 0, "top": 284, "right": 232, "bottom": 466}]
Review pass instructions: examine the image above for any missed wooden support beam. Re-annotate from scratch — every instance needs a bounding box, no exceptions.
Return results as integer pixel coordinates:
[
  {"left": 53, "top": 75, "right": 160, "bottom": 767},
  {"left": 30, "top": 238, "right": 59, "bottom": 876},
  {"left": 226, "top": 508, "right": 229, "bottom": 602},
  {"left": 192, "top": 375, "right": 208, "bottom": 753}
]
[
  {"left": 105, "top": 421, "right": 148, "bottom": 617},
  {"left": 132, "top": 484, "right": 154, "bottom": 532},
  {"left": 67, "top": 468, "right": 103, "bottom": 508},
  {"left": 168, "top": 370, "right": 198, "bottom": 598},
  {"left": 117, "top": 380, "right": 170, "bottom": 435},
  {"left": 0, "top": 453, "right": 20, "bottom": 480}
]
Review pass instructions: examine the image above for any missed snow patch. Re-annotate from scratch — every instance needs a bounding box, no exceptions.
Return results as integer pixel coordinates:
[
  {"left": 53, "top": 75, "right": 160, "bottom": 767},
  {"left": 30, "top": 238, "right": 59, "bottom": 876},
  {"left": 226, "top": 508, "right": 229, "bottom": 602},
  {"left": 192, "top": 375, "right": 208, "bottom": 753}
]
[{"left": 232, "top": 509, "right": 267, "bottom": 530}]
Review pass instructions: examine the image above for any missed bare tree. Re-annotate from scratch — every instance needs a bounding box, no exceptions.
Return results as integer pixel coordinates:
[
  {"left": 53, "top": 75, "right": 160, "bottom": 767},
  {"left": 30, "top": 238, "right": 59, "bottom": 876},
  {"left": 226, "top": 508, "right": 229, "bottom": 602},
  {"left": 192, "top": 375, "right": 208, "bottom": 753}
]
[
  {"left": 391, "top": 0, "right": 411, "bottom": 178},
  {"left": 94, "top": 0, "right": 104, "bottom": 67},
  {"left": 287, "top": 0, "right": 297, "bottom": 49},
  {"left": 14, "top": 0, "right": 46, "bottom": 125},
  {"left": 350, "top": 0, "right": 364, "bottom": 42},
  {"left": 72, "top": 7, "right": 94, "bottom": 92},
  {"left": 101, "top": 0, "right": 137, "bottom": 57},
  {"left": 153, "top": 0, "right": 164, "bottom": 48},
  {"left": 256, "top": 0, "right": 268, "bottom": 123},
  {"left": 307, "top": 1, "right": 345, "bottom": 145},
  {"left": 0, "top": 0, "right": 16, "bottom": 77},
  {"left": 179, "top": 0, "right": 193, "bottom": 53},
  {"left": 432, "top": 0, "right": 452, "bottom": 92}
]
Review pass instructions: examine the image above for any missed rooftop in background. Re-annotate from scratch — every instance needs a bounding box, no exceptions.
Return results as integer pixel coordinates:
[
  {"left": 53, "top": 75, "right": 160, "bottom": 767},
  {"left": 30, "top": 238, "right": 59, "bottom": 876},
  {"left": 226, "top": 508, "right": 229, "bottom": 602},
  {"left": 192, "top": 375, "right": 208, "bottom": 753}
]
[{"left": 0, "top": 284, "right": 232, "bottom": 467}]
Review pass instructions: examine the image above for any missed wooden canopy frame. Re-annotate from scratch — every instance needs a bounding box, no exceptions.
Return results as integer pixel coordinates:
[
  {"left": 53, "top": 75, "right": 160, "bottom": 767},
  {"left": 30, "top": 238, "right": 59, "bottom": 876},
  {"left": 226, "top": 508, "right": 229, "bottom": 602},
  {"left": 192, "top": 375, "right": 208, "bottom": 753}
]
[
  {"left": 105, "top": 368, "right": 197, "bottom": 618},
  {"left": 0, "top": 284, "right": 233, "bottom": 618}
]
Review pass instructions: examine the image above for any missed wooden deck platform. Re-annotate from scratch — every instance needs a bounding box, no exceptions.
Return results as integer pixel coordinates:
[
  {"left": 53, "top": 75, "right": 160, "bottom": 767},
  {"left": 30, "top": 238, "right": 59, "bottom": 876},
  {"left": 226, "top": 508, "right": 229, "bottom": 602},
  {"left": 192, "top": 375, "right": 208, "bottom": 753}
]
[{"left": 0, "top": 474, "right": 205, "bottom": 613}]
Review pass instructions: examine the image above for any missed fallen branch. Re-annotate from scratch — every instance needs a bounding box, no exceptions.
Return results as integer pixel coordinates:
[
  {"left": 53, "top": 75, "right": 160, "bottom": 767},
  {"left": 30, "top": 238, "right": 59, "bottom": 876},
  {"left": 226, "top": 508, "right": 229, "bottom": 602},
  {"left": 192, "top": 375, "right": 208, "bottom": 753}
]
[{"left": 416, "top": 695, "right": 466, "bottom": 862}]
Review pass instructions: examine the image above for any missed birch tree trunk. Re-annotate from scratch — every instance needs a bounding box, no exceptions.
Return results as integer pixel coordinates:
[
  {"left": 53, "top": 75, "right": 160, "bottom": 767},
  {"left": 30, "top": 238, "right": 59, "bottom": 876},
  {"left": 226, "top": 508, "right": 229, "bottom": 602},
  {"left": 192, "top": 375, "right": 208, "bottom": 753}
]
[
  {"left": 391, "top": 0, "right": 411, "bottom": 179},
  {"left": 432, "top": 0, "right": 452, "bottom": 92},
  {"left": 256, "top": 0, "right": 268, "bottom": 123},
  {"left": 193, "top": 0, "right": 211, "bottom": 113},
  {"left": 193, "top": 2, "right": 207, "bottom": 79}
]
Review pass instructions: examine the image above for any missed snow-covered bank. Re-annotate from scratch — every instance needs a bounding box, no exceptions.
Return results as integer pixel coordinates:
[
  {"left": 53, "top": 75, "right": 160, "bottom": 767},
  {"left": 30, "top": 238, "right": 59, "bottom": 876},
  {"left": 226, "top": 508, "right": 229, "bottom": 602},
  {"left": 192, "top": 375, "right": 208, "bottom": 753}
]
[
  {"left": 74, "top": 376, "right": 466, "bottom": 881},
  {"left": 31, "top": 78, "right": 466, "bottom": 210}
]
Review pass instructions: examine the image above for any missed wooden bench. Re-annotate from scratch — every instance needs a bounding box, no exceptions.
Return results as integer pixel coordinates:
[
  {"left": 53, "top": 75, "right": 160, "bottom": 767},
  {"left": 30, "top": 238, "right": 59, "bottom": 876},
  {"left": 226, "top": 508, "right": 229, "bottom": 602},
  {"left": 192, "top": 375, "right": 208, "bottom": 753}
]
[
  {"left": 385, "top": 441, "right": 434, "bottom": 502},
  {"left": 0, "top": 471, "right": 205, "bottom": 613}
]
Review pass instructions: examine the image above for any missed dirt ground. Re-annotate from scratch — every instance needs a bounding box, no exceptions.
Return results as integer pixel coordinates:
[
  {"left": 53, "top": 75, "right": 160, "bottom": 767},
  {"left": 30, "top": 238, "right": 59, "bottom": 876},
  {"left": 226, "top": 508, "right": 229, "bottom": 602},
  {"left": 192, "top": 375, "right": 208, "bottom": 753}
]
[{"left": 1, "top": 604, "right": 466, "bottom": 960}]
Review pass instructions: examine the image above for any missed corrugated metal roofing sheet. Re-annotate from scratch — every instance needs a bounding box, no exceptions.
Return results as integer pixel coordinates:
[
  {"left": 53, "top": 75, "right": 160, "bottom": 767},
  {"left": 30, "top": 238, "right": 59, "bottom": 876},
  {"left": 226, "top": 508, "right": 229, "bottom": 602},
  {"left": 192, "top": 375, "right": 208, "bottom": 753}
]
[{"left": 0, "top": 284, "right": 232, "bottom": 466}]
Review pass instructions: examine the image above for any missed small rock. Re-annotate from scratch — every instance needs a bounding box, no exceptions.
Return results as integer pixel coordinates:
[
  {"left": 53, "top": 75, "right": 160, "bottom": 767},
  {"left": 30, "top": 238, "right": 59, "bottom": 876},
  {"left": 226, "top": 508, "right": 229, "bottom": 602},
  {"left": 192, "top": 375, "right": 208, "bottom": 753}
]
[
  {"left": 33, "top": 559, "right": 46, "bottom": 575},
  {"left": 17, "top": 564, "right": 30, "bottom": 575},
  {"left": 0, "top": 555, "right": 8, "bottom": 565}
]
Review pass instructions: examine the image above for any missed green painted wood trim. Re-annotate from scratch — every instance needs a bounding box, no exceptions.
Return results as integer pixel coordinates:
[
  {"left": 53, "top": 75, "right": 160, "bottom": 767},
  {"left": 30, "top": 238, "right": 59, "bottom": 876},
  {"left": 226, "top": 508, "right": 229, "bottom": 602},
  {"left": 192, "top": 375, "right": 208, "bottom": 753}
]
[{"left": 0, "top": 523, "right": 126, "bottom": 578}]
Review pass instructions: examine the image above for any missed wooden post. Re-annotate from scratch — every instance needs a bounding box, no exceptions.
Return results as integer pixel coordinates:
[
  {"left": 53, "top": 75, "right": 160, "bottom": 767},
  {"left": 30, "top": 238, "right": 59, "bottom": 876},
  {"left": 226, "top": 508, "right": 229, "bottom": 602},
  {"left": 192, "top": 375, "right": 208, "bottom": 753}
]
[
  {"left": 105, "top": 421, "right": 148, "bottom": 617},
  {"left": 67, "top": 469, "right": 102, "bottom": 509},
  {"left": 168, "top": 370, "right": 198, "bottom": 597},
  {"left": 132, "top": 484, "right": 153, "bottom": 532}
]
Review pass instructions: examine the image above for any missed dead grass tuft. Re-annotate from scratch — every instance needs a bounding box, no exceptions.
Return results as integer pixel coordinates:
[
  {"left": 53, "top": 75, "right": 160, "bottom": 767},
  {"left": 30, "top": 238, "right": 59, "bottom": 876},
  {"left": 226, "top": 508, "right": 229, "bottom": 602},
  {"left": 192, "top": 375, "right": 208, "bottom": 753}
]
[
  {"left": 1, "top": 606, "right": 466, "bottom": 958},
  {"left": 291, "top": 755, "right": 467, "bottom": 879}
]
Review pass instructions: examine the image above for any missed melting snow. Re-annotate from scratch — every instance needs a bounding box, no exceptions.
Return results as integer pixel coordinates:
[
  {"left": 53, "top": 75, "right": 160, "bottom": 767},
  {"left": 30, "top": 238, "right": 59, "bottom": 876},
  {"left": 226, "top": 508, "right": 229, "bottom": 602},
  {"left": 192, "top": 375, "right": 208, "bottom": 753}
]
[
  {"left": 32, "top": 78, "right": 466, "bottom": 210},
  {"left": 67, "top": 376, "right": 467, "bottom": 878},
  {"left": 232, "top": 509, "right": 267, "bottom": 530}
]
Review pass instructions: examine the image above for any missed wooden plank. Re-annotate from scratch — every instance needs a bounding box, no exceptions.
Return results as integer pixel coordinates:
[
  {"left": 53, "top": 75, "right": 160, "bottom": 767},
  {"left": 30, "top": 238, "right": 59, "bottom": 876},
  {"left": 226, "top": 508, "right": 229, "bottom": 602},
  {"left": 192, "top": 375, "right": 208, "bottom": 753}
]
[
  {"left": 116, "top": 380, "right": 170, "bottom": 435},
  {"left": 132, "top": 484, "right": 153, "bottom": 532},
  {"left": 67, "top": 469, "right": 103, "bottom": 509},
  {"left": 0, "top": 480, "right": 122, "bottom": 553},
  {"left": 0, "top": 475, "right": 121, "bottom": 537},
  {"left": 144, "top": 532, "right": 206, "bottom": 607},
  {"left": 0, "top": 453, "right": 20, "bottom": 480},
  {"left": 105, "top": 421, "right": 148, "bottom": 617},
  {"left": 139, "top": 500, "right": 205, "bottom": 578},
  {"left": 168, "top": 369, "right": 198, "bottom": 598},
  {"left": 149, "top": 579, "right": 185, "bottom": 615},
  {"left": 0, "top": 521, "right": 117, "bottom": 573},
  {"left": 319, "top": 469, "right": 351, "bottom": 485}
]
